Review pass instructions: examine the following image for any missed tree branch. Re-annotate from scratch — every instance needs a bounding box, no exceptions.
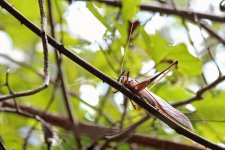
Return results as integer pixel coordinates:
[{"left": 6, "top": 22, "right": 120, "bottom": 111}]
[
  {"left": 1, "top": 102, "right": 204, "bottom": 150},
  {"left": 0, "top": 53, "right": 113, "bottom": 124},
  {"left": 0, "top": 0, "right": 223, "bottom": 149},
  {"left": 0, "top": 0, "right": 50, "bottom": 101},
  {"left": 173, "top": 75, "right": 225, "bottom": 107},
  {"left": 198, "top": 21, "right": 225, "bottom": 46},
  {"left": 94, "top": 0, "right": 225, "bottom": 46},
  {"left": 0, "top": 138, "right": 6, "bottom": 150},
  {"left": 94, "top": 0, "right": 225, "bottom": 22},
  {"left": 46, "top": 0, "right": 82, "bottom": 148}
]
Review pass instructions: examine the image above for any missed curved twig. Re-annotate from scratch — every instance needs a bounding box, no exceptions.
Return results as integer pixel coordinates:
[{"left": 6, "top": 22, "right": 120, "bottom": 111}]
[
  {"left": 46, "top": 0, "right": 82, "bottom": 148},
  {"left": 0, "top": 1, "right": 224, "bottom": 149},
  {"left": 0, "top": 0, "right": 50, "bottom": 101}
]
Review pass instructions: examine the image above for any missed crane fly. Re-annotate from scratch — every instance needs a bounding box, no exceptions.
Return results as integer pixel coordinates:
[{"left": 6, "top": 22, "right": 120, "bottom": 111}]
[{"left": 118, "top": 60, "right": 194, "bottom": 130}]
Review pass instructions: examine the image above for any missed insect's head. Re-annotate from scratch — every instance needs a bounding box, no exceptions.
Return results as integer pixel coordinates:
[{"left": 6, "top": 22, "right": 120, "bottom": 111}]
[{"left": 117, "top": 71, "right": 130, "bottom": 85}]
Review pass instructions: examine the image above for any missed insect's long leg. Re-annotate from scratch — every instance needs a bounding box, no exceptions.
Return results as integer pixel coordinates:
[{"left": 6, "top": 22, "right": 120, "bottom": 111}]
[
  {"left": 126, "top": 71, "right": 130, "bottom": 80},
  {"left": 149, "top": 65, "right": 172, "bottom": 90},
  {"left": 128, "top": 98, "right": 136, "bottom": 109},
  {"left": 132, "top": 60, "right": 178, "bottom": 92}
]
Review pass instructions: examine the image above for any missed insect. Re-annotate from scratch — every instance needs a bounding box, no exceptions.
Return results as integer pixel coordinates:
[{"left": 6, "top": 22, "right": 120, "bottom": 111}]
[{"left": 118, "top": 60, "right": 194, "bottom": 130}]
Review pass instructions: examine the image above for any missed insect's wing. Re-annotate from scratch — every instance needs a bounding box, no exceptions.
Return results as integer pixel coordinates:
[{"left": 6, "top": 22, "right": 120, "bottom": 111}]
[{"left": 148, "top": 92, "right": 194, "bottom": 130}]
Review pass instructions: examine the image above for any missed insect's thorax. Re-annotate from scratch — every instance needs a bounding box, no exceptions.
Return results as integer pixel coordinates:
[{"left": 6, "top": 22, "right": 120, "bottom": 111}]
[
  {"left": 119, "top": 76, "right": 138, "bottom": 90},
  {"left": 119, "top": 76, "right": 157, "bottom": 106}
]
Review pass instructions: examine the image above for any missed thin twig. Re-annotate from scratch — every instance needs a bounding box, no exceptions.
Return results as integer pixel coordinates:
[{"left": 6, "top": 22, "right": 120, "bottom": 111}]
[
  {"left": 93, "top": 0, "right": 225, "bottom": 22},
  {"left": 4, "top": 68, "right": 19, "bottom": 111},
  {"left": 0, "top": 53, "right": 111, "bottom": 122},
  {"left": 0, "top": 54, "right": 44, "bottom": 77},
  {"left": 0, "top": 1, "right": 223, "bottom": 149},
  {"left": 38, "top": 0, "right": 49, "bottom": 85},
  {"left": 0, "top": 138, "right": 6, "bottom": 150},
  {"left": 24, "top": 0, "right": 50, "bottom": 148},
  {"left": 94, "top": 86, "right": 112, "bottom": 123},
  {"left": 198, "top": 22, "right": 225, "bottom": 46},
  {"left": 23, "top": 73, "right": 60, "bottom": 149},
  {"left": 198, "top": 21, "right": 222, "bottom": 76},
  {"left": 173, "top": 75, "right": 225, "bottom": 107},
  {"left": 95, "top": 0, "right": 225, "bottom": 46},
  {"left": 0, "top": 103, "right": 203, "bottom": 150},
  {"left": 46, "top": 0, "right": 82, "bottom": 148},
  {"left": 119, "top": 97, "right": 129, "bottom": 129},
  {"left": 0, "top": 0, "right": 50, "bottom": 101}
]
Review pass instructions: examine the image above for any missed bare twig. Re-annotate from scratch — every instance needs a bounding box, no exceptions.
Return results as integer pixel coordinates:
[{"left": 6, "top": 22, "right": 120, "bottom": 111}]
[
  {"left": 1, "top": 102, "right": 204, "bottom": 150},
  {"left": 0, "top": 54, "right": 43, "bottom": 77},
  {"left": 38, "top": 0, "right": 49, "bottom": 85},
  {"left": 93, "top": 0, "right": 225, "bottom": 22},
  {"left": 46, "top": 0, "right": 82, "bottom": 148},
  {"left": 198, "top": 21, "right": 225, "bottom": 46},
  {"left": 95, "top": 0, "right": 225, "bottom": 46},
  {"left": 173, "top": 75, "right": 225, "bottom": 107},
  {"left": 0, "top": 138, "right": 6, "bottom": 150},
  {"left": 198, "top": 21, "right": 222, "bottom": 76},
  {"left": 23, "top": 0, "right": 50, "bottom": 148},
  {"left": 119, "top": 97, "right": 129, "bottom": 129},
  {"left": 100, "top": 114, "right": 150, "bottom": 149},
  {"left": 0, "top": 0, "right": 50, "bottom": 101},
  {"left": 4, "top": 68, "right": 19, "bottom": 111},
  {"left": 0, "top": 1, "right": 224, "bottom": 149},
  {"left": 23, "top": 74, "right": 59, "bottom": 150},
  {"left": 0, "top": 53, "right": 113, "bottom": 123}
]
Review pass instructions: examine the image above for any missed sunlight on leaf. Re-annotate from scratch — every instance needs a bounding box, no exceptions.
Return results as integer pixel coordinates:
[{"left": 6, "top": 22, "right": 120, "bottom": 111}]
[
  {"left": 87, "top": 3, "right": 113, "bottom": 33},
  {"left": 189, "top": 92, "right": 225, "bottom": 141},
  {"left": 166, "top": 43, "right": 203, "bottom": 76},
  {"left": 121, "top": 0, "right": 140, "bottom": 22}
]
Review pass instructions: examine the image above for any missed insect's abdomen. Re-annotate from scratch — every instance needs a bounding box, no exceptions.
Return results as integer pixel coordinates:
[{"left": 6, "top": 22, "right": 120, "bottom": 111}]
[
  {"left": 142, "top": 92, "right": 193, "bottom": 130},
  {"left": 121, "top": 77, "right": 193, "bottom": 130}
]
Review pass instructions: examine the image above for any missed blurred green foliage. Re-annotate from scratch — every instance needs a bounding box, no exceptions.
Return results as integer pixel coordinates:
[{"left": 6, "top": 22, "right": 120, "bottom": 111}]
[{"left": 0, "top": 0, "right": 225, "bottom": 149}]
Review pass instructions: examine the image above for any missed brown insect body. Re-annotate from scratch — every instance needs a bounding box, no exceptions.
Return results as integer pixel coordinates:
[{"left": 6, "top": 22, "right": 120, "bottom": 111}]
[{"left": 119, "top": 72, "right": 194, "bottom": 130}]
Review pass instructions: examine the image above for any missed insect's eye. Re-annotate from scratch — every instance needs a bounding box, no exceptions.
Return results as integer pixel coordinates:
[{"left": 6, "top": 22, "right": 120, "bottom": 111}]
[{"left": 118, "top": 76, "right": 126, "bottom": 84}]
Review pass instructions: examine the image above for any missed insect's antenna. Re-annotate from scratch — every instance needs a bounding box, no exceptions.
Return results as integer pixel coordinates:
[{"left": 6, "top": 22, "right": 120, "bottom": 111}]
[
  {"left": 132, "top": 61, "right": 178, "bottom": 93},
  {"left": 149, "top": 60, "right": 178, "bottom": 89},
  {"left": 126, "top": 71, "right": 130, "bottom": 79},
  {"left": 120, "top": 22, "right": 134, "bottom": 74},
  {"left": 117, "top": 70, "right": 126, "bottom": 81},
  {"left": 149, "top": 61, "right": 178, "bottom": 82}
]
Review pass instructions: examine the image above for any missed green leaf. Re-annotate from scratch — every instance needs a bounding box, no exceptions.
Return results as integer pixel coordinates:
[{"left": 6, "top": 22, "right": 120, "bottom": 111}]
[
  {"left": 124, "top": 49, "right": 142, "bottom": 75},
  {"left": 87, "top": 3, "right": 113, "bottom": 33},
  {"left": 114, "top": 21, "right": 128, "bottom": 46},
  {"left": 187, "top": 92, "right": 225, "bottom": 142},
  {"left": 9, "top": 0, "right": 40, "bottom": 20},
  {"left": 191, "top": 92, "right": 225, "bottom": 123},
  {"left": 79, "top": 50, "right": 120, "bottom": 77},
  {"left": 140, "top": 28, "right": 202, "bottom": 76},
  {"left": 121, "top": 0, "right": 140, "bottom": 22},
  {"left": 153, "top": 82, "right": 193, "bottom": 102},
  {"left": 102, "top": 100, "right": 121, "bottom": 121},
  {"left": 165, "top": 43, "right": 202, "bottom": 76},
  {"left": 140, "top": 29, "right": 171, "bottom": 63}
]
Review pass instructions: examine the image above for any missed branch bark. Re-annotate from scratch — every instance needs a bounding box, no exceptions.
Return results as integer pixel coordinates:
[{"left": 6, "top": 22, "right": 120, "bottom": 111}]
[
  {"left": 0, "top": 1, "right": 223, "bottom": 149},
  {"left": 173, "top": 75, "right": 225, "bottom": 107},
  {"left": 1, "top": 102, "right": 203, "bottom": 150},
  {"left": 46, "top": 0, "right": 82, "bottom": 148},
  {"left": 95, "top": 0, "right": 225, "bottom": 22},
  {"left": 93, "top": 0, "right": 225, "bottom": 46}
]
